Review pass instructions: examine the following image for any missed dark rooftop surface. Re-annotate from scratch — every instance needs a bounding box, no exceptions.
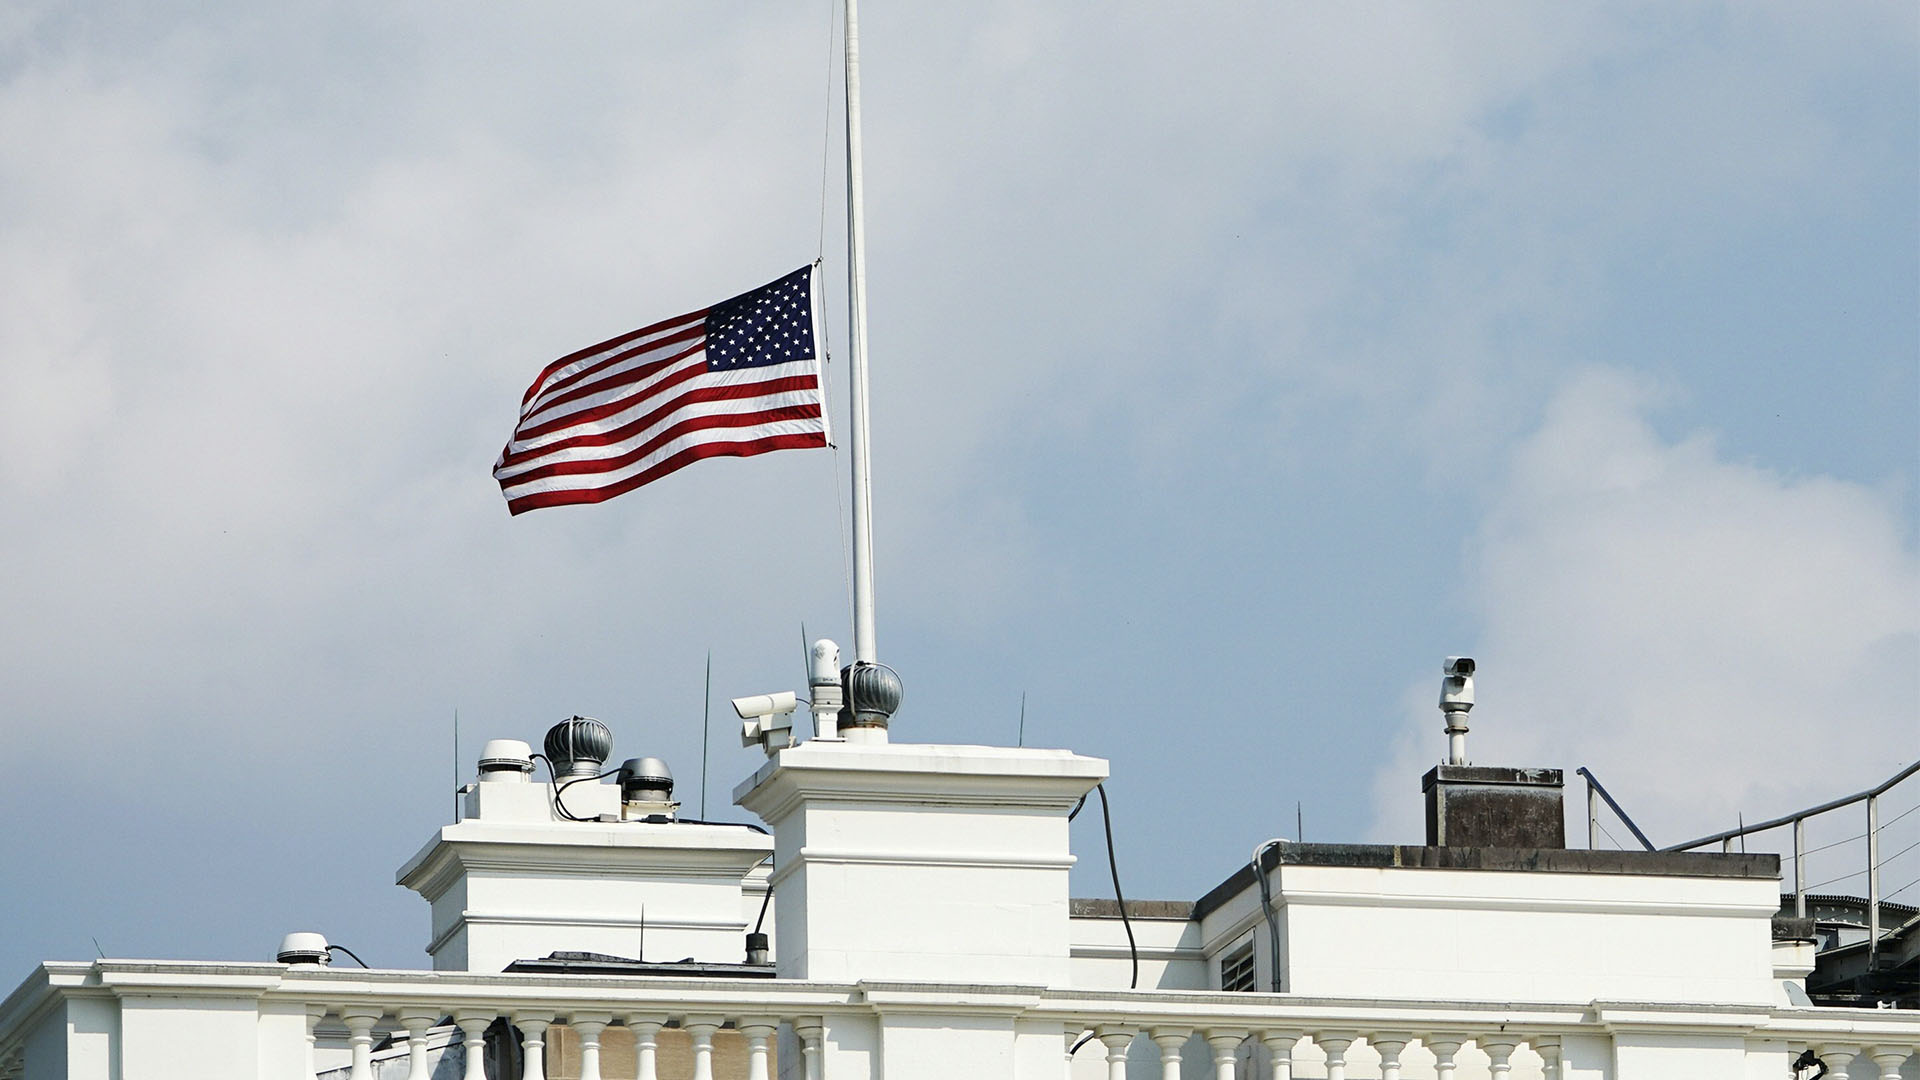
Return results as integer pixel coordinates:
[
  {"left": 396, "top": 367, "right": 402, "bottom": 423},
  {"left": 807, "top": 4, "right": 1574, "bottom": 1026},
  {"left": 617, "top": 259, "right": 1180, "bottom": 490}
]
[
  {"left": 1192, "top": 843, "right": 1780, "bottom": 921},
  {"left": 504, "top": 951, "right": 776, "bottom": 978},
  {"left": 1070, "top": 898, "right": 1195, "bottom": 920}
]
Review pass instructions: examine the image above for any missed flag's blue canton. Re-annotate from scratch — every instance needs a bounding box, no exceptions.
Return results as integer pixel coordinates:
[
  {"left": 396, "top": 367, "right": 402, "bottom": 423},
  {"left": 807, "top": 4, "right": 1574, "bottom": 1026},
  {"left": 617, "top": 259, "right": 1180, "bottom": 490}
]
[{"left": 706, "top": 266, "right": 816, "bottom": 372}]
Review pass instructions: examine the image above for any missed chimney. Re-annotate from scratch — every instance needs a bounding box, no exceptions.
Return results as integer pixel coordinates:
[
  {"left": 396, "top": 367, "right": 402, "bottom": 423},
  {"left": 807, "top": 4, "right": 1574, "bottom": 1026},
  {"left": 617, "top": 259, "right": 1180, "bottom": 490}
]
[{"left": 1423, "top": 765, "right": 1566, "bottom": 848}]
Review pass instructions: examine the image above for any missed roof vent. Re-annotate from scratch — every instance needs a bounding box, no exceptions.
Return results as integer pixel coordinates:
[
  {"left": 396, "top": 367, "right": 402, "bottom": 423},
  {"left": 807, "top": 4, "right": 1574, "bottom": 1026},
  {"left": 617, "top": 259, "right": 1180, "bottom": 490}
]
[
  {"left": 619, "top": 757, "right": 679, "bottom": 821},
  {"left": 840, "top": 662, "right": 903, "bottom": 733},
  {"left": 619, "top": 757, "right": 673, "bottom": 800},
  {"left": 544, "top": 716, "right": 613, "bottom": 780},
  {"left": 277, "top": 932, "right": 331, "bottom": 966},
  {"left": 478, "top": 739, "right": 535, "bottom": 782}
]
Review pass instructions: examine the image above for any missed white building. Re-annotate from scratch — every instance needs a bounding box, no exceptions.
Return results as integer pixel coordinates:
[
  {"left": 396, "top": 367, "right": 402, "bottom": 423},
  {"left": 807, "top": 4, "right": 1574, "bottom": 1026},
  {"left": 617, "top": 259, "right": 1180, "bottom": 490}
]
[{"left": 1, "top": 691, "right": 1915, "bottom": 1080}]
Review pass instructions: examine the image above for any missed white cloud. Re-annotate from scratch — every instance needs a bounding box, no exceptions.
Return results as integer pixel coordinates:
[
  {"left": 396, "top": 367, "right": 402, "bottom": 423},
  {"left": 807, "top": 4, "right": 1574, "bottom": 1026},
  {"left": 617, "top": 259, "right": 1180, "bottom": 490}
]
[{"left": 1370, "top": 368, "right": 1918, "bottom": 845}]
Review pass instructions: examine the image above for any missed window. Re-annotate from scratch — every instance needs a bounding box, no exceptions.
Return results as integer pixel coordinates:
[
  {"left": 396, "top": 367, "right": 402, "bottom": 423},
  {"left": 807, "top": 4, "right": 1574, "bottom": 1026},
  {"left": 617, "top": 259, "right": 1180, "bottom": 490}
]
[{"left": 1219, "top": 939, "right": 1257, "bottom": 992}]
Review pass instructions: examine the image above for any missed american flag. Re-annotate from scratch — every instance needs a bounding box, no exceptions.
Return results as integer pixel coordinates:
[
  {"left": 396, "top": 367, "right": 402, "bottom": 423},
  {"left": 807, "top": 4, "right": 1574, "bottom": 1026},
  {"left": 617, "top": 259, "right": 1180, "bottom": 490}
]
[{"left": 494, "top": 266, "right": 829, "bottom": 515}]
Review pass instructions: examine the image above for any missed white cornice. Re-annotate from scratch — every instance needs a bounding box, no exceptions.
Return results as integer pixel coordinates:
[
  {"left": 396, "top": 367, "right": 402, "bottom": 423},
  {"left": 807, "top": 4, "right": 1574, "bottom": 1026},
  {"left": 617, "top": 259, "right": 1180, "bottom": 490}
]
[
  {"left": 734, "top": 742, "right": 1107, "bottom": 825},
  {"left": 398, "top": 833, "right": 772, "bottom": 900}
]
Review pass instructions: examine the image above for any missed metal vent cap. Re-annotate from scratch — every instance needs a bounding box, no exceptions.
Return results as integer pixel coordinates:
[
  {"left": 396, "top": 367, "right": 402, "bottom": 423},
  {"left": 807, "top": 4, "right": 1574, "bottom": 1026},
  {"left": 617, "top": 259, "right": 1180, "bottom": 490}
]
[
  {"left": 841, "top": 662, "right": 904, "bottom": 728},
  {"left": 619, "top": 757, "right": 674, "bottom": 797},
  {"left": 544, "top": 716, "right": 613, "bottom": 779}
]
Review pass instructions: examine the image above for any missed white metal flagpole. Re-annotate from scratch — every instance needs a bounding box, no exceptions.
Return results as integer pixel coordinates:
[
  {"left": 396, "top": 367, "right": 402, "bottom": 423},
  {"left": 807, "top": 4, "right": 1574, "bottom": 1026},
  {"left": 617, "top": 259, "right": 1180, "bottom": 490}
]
[{"left": 843, "top": 0, "right": 879, "bottom": 666}]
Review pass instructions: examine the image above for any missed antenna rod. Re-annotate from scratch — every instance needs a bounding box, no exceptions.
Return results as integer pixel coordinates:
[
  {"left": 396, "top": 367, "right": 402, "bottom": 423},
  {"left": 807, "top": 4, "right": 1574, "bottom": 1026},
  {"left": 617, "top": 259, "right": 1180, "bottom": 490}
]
[
  {"left": 452, "top": 708, "right": 461, "bottom": 824},
  {"left": 843, "top": 0, "right": 878, "bottom": 665},
  {"left": 700, "top": 650, "right": 713, "bottom": 819}
]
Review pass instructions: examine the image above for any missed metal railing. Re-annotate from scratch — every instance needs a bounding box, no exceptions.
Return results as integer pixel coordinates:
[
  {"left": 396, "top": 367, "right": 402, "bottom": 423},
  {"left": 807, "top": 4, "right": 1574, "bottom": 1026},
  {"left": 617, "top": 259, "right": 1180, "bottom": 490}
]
[
  {"left": 1661, "top": 760, "right": 1920, "bottom": 966},
  {"left": 1575, "top": 767, "right": 1656, "bottom": 852}
]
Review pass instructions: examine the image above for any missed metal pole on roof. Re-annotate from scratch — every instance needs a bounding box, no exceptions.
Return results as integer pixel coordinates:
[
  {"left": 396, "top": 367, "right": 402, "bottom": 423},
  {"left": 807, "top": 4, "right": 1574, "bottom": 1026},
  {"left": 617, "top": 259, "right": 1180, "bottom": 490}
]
[
  {"left": 1867, "top": 794, "right": 1880, "bottom": 964},
  {"left": 1793, "top": 816, "right": 1806, "bottom": 919},
  {"left": 843, "top": 0, "right": 879, "bottom": 667}
]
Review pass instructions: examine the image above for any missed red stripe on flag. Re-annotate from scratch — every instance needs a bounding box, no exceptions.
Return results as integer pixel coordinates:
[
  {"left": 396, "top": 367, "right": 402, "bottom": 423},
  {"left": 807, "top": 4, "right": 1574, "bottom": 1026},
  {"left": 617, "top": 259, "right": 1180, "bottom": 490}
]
[
  {"left": 518, "top": 309, "right": 709, "bottom": 407},
  {"left": 498, "top": 374, "right": 822, "bottom": 472},
  {"left": 523, "top": 322, "right": 709, "bottom": 416},
  {"left": 518, "top": 339, "right": 710, "bottom": 437},
  {"left": 502, "top": 401, "right": 824, "bottom": 486},
  {"left": 504, "top": 432, "right": 829, "bottom": 515}
]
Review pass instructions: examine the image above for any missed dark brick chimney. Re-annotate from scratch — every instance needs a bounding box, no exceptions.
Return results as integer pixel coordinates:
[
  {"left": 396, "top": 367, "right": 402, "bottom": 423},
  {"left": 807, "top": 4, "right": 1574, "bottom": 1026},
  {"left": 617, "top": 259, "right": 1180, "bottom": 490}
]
[{"left": 1423, "top": 765, "right": 1565, "bottom": 848}]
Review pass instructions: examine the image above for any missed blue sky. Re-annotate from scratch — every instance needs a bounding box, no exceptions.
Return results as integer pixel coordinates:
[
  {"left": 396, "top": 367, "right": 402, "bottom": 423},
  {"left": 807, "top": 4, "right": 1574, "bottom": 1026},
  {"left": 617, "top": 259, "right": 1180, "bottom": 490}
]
[{"left": 0, "top": 2, "right": 1913, "bottom": 978}]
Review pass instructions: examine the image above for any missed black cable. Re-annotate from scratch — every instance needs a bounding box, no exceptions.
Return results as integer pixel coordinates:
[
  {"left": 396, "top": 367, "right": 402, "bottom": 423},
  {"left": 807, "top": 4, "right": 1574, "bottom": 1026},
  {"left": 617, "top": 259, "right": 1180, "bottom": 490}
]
[
  {"left": 531, "top": 754, "right": 617, "bottom": 822},
  {"left": 326, "top": 945, "right": 370, "bottom": 969},
  {"left": 752, "top": 854, "right": 776, "bottom": 935},
  {"left": 675, "top": 818, "right": 770, "bottom": 834},
  {"left": 531, "top": 754, "right": 585, "bottom": 821},
  {"left": 556, "top": 766, "right": 621, "bottom": 818},
  {"left": 1793, "top": 1049, "right": 1827, "bottom": 1080},
  {"left": 1066, "top": 783, "right": 1140, "bottom": 1060},
  {"left": 1096, "top": 784, "right": 1138, "bottom": 990}
]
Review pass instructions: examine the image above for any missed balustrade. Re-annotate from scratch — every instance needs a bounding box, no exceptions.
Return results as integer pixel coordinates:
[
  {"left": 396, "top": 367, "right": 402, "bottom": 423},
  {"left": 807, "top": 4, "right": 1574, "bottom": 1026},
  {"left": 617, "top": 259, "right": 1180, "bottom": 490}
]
[
  {"left": 25, "top": 969, "right": 1904, "bottom": 1080},
  {"left": 300, "top": 1005, "right": 827, "bottom": 1080}
]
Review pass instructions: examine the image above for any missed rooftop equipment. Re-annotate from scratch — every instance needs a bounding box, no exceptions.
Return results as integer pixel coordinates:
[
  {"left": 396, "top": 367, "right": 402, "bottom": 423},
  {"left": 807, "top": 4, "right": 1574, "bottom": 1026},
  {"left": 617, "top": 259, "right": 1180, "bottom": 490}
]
[
  {"left": 809, "top": 639, "right": 844, "bottom": 740},
  {"left": 477, "top": 739, "right": 534, "bottom": 782},
  {"left": 735, "top": 692, "right": 800, "bottom": 756},
  {"left": 839, "top": 661, "right": 903, "bottom": 742},
  {"left": 1438, "top": 656, "right": 1475, "bottom": 765},
  {"left": 276, "top": 932, "right": 331, "bottom": 966},
  {"left": 544, "top": 716, "right": 613, "bottom": 779},
  {"left": 618, "top": 757, "right": 679, "bottom": 821}
]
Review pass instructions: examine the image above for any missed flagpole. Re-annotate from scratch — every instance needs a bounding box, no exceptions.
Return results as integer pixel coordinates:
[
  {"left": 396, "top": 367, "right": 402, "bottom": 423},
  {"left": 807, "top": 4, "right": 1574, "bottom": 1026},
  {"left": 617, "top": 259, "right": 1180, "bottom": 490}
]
[{"left": 843, "top": 0, "right": 879, "bottom": 666}]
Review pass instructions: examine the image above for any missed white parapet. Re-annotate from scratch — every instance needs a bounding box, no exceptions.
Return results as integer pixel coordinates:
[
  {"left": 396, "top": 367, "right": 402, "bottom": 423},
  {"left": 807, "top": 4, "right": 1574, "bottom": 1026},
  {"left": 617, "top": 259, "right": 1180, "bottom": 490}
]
[
  {"left": 1191, "top": 846, "right": 1786, "bottom": 1006},
  {"left": 733, "top": 741, "right": 1108, "bottom": 986},
  {"left": 396, "top": 779, "right": 772, "bottom": 973},
  {"left": 4, "top": 960, "right": 1916, "bottom": 1080}
]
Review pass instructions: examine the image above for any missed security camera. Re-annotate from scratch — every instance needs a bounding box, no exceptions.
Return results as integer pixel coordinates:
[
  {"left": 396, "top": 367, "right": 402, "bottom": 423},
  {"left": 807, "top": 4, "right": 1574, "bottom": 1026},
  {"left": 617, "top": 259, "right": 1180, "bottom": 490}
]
[
  {"left": 735, "top": 691, "right": 800, "bottom": 755},
  {"left": 1439, "top": 657, "right": 1475, "bottom": 711},
  {"left": 732, "top": 691, "right": 799, "bottom": 721},
  {"left": 1438, "top": 656, "right": 1476, "bottom": 765}
]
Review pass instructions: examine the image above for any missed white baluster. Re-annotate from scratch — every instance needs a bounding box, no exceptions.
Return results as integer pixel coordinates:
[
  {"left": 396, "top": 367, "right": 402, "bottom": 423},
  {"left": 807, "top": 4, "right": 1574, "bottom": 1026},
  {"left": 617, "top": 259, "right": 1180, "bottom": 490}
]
[
  {"left": 627, "top": 1014, "right": 667, "bottom": 1080},
  {"left": 1869, "top": 1047, "right": 1912, "bottom": 1080},
  {"left": 1371, "top": 1036, "right": 1409, "bottom": 1080},
  {"left": 1261, "top": 1031, "right": 1302, "bottom": 1080},
  {"left": 571, "top": 1013, "right": 613, "bottom": 1080},
  {"left": 1819, "top": 1046, "right": 1859, "bottom": 1080},
  {"left": 306, "top": 1007, "right": 328, "bottom": 1080},
  {"left": 1317, "top": 1036, "right": 1354, "bottom": 1080},
  {"left": 1153, "top": 1028, "right": 1193, "bottom": 1078},
  {"left": 398, "top": 1010, "right": 442, "bottom": 1080},
  {"left": 797, "top": 1021, "right": 826, "bottom": 1080},
  {"left": 1534, "top": 1037, "right": 1561, "bottom": 1080},
  {"left": 742, "top": 1022, "right": 777, "bottom": 1080},
  {"left": 686, "top": 1017, "right": 724, "bottom": 1080},
  {"left": 1208, "top": 1031, "right": 1247, "bottom": 1080},
  {"left": 453, "top": 1012, "right": 494, "bottom": 1080},
  {"left": 1098, "top": 1027, "right": 1136, "bottom": 1080},
  {"left": 1482, "top": 1038, "right": 1518, "bottom": 1080},
  {"left": 342, "top": 1008, "right": 383, "bottom": 1080},
  {"left": 513, "top": 1014, "right": 552, "bottom": 1080},
  {"left": 1424, "top": 1037, "right": 1463, "bottom": 1080}
]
